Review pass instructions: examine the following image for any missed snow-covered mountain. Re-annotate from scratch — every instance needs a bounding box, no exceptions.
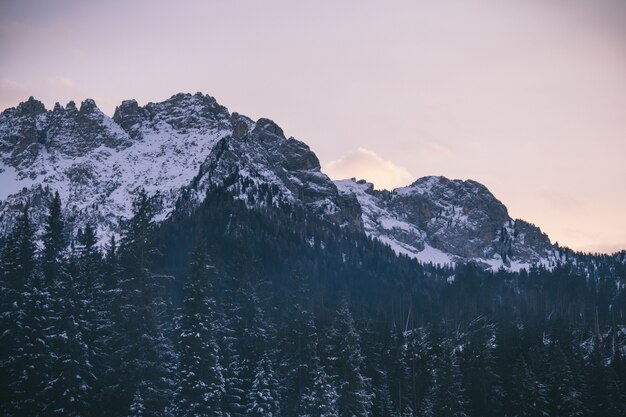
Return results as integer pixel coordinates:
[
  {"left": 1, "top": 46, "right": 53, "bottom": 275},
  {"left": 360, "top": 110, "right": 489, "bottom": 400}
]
[
  {"left": 0, "top": 93, "right": 561, "bottom": 270},
  {"left": 335, "top": 177, "right": 558, "bottom": 270}
]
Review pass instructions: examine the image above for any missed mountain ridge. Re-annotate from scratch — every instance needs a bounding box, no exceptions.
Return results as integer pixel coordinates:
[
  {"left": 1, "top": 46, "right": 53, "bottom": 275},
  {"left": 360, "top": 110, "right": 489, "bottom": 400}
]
[{"left": 0, "top": 92, "right": 609, "bottom": 270}]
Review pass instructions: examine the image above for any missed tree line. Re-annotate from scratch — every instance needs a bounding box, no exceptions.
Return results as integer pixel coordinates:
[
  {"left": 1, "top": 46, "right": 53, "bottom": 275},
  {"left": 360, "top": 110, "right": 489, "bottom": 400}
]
[{"left": 1, "top": 185, "right": 625, "bottom": 416}]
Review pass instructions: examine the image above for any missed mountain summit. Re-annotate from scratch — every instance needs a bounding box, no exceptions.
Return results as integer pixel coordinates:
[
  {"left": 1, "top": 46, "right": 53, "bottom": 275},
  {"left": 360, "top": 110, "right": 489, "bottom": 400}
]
[{"left": 1, "top": 93, "right": 559, "bottom": 270}]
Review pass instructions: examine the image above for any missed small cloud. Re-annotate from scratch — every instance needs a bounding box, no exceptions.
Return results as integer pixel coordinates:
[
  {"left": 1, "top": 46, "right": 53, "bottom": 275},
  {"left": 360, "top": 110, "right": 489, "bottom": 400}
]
[{"left": 324, "top": 147, "right": 414, "bottom": 190}]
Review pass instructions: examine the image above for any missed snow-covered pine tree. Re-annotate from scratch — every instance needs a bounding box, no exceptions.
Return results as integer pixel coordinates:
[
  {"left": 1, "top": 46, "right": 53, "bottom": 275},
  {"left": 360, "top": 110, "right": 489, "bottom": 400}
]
[
  {"left": 459, "top": 317, "right": 503, "bottom": 417},
  {"left": 36, "top": 194, "right": 96, "bottom": 417},
  {"left": 106, "top": 190, "right": 173, "bottom": 416},
  {"left": 42, "top": 191, "right": 65, "bottom": 286},
  {"left": 325, "top": 296, "right": 374, "bottom": 417},
  {"left": 8, "top": 285, "right": 55, "bottom": 417},
  {"left": 173, "top": 241, "right": 225, "bottom": 417},
  {"left": 128, "top": 387, "right": 146, "bottom": 417},
  {"left": 279, "top": 273, "right": 322, "bottom": 414},
  {"left": 0, "top": 207, "right": 30, "bottom": 416},
  {"left": 238, "top": 283, "right": 282, "bottom": 416},
  {"left": 420, "top": 341, "right": 468, "bottom": 417},
  {"left": 218, "top": 275, "right": 246, "bottom": 417},
  {"left": 297, "top": 361, "right": 339, "bottom": 417},
  {"left": 0, "top": 203, "right": 52, "bottom": 417},
  {"left": 372, "top": 365, "right": 396, "bottom": 417},
  {"left": 1, "top": 203, "right": 36, "bottom": 286},
  {"left": 102, "top": 234, "right": 119, "bottom": 290},
  {"left": 245, "top": 353, "right": 282, "bottom": 417},
  {"left": 400, "top": 327, "right": 432, "bottom": 414},
  {"left": 43, "top": 266, "right": 94, "bottom": 417}
]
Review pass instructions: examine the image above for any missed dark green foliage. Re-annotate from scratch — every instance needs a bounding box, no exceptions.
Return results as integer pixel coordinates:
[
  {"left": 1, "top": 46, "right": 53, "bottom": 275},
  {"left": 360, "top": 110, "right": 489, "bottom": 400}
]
[
  {"left": 325, "top": 297, "right": 374, "bottom": 417},
  {"left": 2, "top": 203, "right": 36, "bottom": 287},
  {"left": 42, "top": 191, "right": 65, "bottom": 285},
  {"left": 110, "top": 189, "right": 172, "bottom": 416},
  {"left": 459, "top": 317, "right": 503, "bottom": 417},
  {"left": 246, "top": 353, "right": 282, "bottom": 416},
  {"left": 508, "top": 355, "right": 547, "bottom": 417},
  {"left": 0, "top": 186, "right": 625, "bottom": 417},
  {"left": 173, "top": 242, "right": 225, "bottom": 417},
  {"left": 421, "top": 341, "right": 468, "bottom": 417}
]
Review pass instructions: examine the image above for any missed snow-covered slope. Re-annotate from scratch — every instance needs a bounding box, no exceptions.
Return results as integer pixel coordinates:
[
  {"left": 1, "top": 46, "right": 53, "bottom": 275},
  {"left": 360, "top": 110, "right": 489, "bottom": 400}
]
[
  {"left": 1, "top": 92, "right": 562, "bottom": 270},
  {"left": 0, "top": 93, "right": 357, "bottom": 242},
  {"left": 0, "top": 94, "right": 232, "bottom": 238},
  {"left": 335, "top": 177, "right": 559, "bottom": 270}
]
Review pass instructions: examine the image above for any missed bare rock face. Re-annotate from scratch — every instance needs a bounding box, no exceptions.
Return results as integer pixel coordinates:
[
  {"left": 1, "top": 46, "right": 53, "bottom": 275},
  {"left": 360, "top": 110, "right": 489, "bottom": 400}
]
[
  {"left": 390, "top": 177, "right": 509, "bottom": 258},
  {"left": 0, "top": 97, "right": 48, "bottom": 170},
  {"left": 190, "top": 115, "right": 361, "bottom": 228},
  {"left": 335, "top": 176, "right": 556, "bottom": 270}
]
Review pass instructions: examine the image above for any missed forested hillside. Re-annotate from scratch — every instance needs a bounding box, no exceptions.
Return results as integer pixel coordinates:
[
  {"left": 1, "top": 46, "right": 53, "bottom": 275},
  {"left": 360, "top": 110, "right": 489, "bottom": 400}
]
[{"left": 1, "top": 185, "right": 625, "bottom": 417}]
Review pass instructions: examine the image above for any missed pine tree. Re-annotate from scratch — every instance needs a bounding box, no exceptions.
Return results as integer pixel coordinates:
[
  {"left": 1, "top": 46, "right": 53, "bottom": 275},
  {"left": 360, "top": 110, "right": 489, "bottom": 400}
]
[
  {"left": 280, "top": 274, "right": 322, "bottom": 414},
  {"left": 459, "top": 317, "right": 503, "bottom": 417},
  {"left": 43, "top": 266, "right": 94, "bottom": 417},
  {"left": 105, "top": 190, "right": 173, "bottom": 416},
  {"left": 297, "top": 363, "right": 340, "bottom": 417},
  {"left": 0, "top": 203, "right": 47, "bottom": 417},
  {"left": 42, "top": 191, "right": 65, "bottom": 285},
  {"left": 173, "top": 242, "right": 225, "bottom": 417},
  {"left": 8, "top": 286, "right": 56, "bottom": 417},
  {"left": 421, "top": 343, "right": 468, "bottom": 417},
  {"left": 245, "top": 353, "right": 282, "bottom": 417},
  {"left": 584, "top": 339, "right": 625, "bottom": 417},
  {"left": 546, "top": 345, "right": 584, "bottom": 417},
  {"left": 29, "top": 194, "right": 97, "bottom": 416},
  {"left": 0, "top": 218, "right": 26, "bottom": 416},
  {"left": 399, "top": 327, "right": 432, "bottom": 413},
  {"left": 507, "top": 355, "right": 547, "bottom": 417},
  {"left": 1, "top": 203, "right": 36, "bottom": 286},
  {"left": 102, "top": 234, "right": 119, "bottom": 290},
  {"left": 326, "top": 297, "right": 374, "bottom": 417},
  {"left": 371, "top": 367, "right": 396, "bottom": 417},
  {"left": 218, "top": 279, "right": 246, "bottom": 417},
  {"left": 128, "top": 387, "right": 146, "bottom": 417}
]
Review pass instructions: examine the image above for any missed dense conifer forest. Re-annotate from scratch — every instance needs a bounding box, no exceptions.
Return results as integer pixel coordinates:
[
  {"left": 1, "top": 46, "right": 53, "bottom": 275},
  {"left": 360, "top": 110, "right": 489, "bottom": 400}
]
[{"left": 1, "top": 185, "right": 625, "bottom": 416}]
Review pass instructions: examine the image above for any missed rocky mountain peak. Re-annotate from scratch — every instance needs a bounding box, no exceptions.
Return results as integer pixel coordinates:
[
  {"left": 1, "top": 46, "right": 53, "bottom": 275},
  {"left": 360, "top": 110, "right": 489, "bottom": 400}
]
[
  {"left": 79, "top": 98, "right": 98, "bottom": 113},
  {"left": 16, "top": 96, "right": 46, "bottom": 116},
  {"left": 230, "top": 112, "right": 254, "bottom": 139},
  {"left": 113, "top": 99, "right": 143, "bottom": 138},
  {"left": 253, "top": 118, "right": 285, "bottom": 139},
  {"left": 65, "top": 100, "right": 78, "bottom": 112},
  {"left": 336, "top": 176, "right": 555, "bottom": 270}
]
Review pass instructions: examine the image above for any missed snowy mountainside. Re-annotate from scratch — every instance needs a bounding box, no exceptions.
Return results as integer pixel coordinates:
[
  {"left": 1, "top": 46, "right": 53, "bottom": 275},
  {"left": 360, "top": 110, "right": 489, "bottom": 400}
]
[
  {"left": 335, "top": 177, "right": 559, "bottom": 270},
  {"left": 0, "top": 92, "right": 568, "bottom": 270},
  {"left": 0, "top": 94, "right": 231, "bottom": 238},
  {"left": 0, "top": 93, "right": 356, "bottom": 242}
]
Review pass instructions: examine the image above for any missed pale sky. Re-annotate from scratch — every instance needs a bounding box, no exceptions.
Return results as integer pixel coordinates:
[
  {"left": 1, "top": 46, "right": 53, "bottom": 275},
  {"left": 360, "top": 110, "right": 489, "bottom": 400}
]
[{"left": 1, "top": 0, "right": 625, "bottom": 253}]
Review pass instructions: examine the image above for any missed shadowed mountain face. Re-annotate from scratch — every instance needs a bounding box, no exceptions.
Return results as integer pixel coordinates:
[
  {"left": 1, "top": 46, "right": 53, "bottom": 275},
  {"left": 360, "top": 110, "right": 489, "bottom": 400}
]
[{"left": 1, "top": 93, "right": 558, "bottom": 269}]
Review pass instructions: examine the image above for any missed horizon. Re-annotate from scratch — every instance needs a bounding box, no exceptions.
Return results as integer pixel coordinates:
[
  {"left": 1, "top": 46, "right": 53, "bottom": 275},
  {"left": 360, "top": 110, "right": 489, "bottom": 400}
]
[{"left": 1, "top": 0, "right": 625, "bottom": 253}]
